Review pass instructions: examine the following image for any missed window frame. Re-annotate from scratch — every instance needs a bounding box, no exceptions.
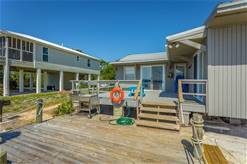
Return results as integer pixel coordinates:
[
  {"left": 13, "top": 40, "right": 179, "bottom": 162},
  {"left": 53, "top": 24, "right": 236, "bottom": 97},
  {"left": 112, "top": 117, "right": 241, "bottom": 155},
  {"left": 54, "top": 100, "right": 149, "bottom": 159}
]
[
  {"left": 42, "top": 47, "right": 49, "bottom": 62},
  {"left": 124, "top": 66, "right": 136, "bottom": 80},
  {"left": 87, "top": 59, "right": 91, "bottom": 67}
]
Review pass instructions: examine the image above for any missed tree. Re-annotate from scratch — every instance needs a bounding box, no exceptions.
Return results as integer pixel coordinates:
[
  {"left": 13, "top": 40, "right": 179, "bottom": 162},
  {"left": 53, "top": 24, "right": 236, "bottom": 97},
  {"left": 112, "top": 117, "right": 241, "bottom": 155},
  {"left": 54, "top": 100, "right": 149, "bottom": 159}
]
[{"left": 100, "top": 60, "right": 116, "bottom": 80}]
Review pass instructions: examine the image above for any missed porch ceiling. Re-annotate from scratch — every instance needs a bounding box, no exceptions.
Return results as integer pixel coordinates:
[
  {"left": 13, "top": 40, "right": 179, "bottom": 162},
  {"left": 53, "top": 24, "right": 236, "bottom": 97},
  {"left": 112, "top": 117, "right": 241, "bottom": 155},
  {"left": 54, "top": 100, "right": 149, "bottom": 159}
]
[
  {"left": 166, "top": 26, "right": 206, "bottom": 63},
  {"left": 167, "top": 43, "right": 197, "bottom": 63}
]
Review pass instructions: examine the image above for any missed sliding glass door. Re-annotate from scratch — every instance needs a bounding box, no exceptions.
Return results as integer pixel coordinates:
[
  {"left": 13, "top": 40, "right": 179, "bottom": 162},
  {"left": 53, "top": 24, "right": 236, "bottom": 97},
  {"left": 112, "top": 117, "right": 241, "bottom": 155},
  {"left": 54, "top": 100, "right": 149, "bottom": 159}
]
[
  {"left": 141, "top": 65, "right": 165, "bottom": 90},
  {"left": 141, "top": 66, "right": 152, "bottom": 90}
]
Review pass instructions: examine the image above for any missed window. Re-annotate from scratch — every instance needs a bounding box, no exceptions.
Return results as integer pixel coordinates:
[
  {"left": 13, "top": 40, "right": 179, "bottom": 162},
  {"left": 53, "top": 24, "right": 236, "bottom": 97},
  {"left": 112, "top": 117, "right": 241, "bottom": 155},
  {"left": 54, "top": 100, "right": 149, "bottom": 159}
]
[
  {"left": 0, "top": 37, "right": 5, "bottom": 48},
  {"left": 77, "top": 56, "right": 79, "bottom": 61},
  {"left": 124, "top": 66, "right": 135, "bottom": 80},
  {"left": 43, "top": 47, "right": 48, "bottom": 54},
  {"left": 87, "top": 59, "right": 91, "bottom": 67},
  {"left": 43, "top": 47, "right": 48, "bottom": 62},
  {"left": 17, "top": 39, "right": 21, "bottom": 49},
  {"left": 22, "top": 41, "right": 26, "bottom": 50},
  {"left": 13, "top": 38, "right": 16, "bottom": 48},
  {"left": 30, "top": 43, "right": 33, "bottom": 52},
  {"left": 0, "top": 37, "right": 5, "bottom": 56},
  {"left": 26, "top": 42, "right": 29, "bottom": 51},
  {"left": 8, "top": 37, "right": 11, "bottom": 47}
]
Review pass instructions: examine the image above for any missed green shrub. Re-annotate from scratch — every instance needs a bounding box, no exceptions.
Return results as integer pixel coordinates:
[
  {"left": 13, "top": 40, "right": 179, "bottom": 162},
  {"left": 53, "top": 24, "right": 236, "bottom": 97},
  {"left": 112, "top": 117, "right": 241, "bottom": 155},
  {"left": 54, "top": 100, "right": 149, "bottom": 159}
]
[{"left": 55, "top": 100, "right": 75, "bottom": 116}]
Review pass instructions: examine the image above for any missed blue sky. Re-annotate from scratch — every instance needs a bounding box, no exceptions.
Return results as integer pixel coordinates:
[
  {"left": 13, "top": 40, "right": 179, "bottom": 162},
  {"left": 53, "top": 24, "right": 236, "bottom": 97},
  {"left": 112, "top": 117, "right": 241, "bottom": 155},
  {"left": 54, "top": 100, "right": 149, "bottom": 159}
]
[{"left": 0, "top": 0, "right": 224, "bottom": 61}]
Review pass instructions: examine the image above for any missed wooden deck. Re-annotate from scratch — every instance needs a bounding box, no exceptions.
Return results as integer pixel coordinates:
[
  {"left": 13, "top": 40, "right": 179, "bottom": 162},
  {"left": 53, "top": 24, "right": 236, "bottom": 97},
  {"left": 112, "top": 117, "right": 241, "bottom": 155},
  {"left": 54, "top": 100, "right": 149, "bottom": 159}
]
[{"left": 1, "top": 114, "right": 191, "bottom": 163}]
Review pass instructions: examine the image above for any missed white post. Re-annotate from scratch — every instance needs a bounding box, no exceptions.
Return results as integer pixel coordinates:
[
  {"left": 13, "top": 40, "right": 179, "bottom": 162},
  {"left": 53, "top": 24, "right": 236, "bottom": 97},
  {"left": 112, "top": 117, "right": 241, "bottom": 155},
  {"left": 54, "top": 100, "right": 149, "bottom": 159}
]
[
  {"left": 76, "top": 72, "right": 79, "bottom": 81},
  {"left": 33, "top": 43, "right": 36, "bottom": 67},
  {"left": 59, "top": 71, "right": 64, "bottom": 92},
  {"left": 3, "top": 37, "right": 9, "bottom": 96},
  {"left": 20, "top": 39, "right": 23, "bottom": 61},
  {"left": 19, "top": 69, "right": 24, "bottom": 93},
  {"left": 97, "top": 74, "right": 100, "bottom": 81},
  {"left": 88, "top": 74, "right": 91, "bottom": 81},
  {"left": 36, "top": 68, "right": 41, "bottom": 94},
  {"left": 97, "top": 74, "right": 100, "bottom": 95},
  {"left": 43, "top": 71, "right": 47, "bottom": 92},
  {"left": 29, "top": 72, "right": 33, "bottom": 90}
]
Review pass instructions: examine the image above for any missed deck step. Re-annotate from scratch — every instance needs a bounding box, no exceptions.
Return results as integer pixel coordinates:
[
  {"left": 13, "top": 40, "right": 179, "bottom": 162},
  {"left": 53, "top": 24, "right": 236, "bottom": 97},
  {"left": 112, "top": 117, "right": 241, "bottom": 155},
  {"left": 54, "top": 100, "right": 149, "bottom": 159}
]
[
  {"left": 142, "top": 101, "right": 176, "bottom": 108},
  {"left": 139, "top": 113, "right": 179, "bottom": 122},
  {"left": 141, "top": 107, "right": 177, "bottom": 114},
  {"left": 136, "top": 120, "right": 180, "bottom": 131}
]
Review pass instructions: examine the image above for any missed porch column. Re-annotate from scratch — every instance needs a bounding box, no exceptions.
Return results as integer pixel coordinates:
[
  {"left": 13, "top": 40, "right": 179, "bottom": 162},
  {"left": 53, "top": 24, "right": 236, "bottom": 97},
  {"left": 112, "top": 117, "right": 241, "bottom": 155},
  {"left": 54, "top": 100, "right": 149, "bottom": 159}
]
[
  {"left": 59, "top": 71, "right": 64, "bottom": 92},
  {"left": 3, "top": 37, "right": 9, "bottom": 96},
  {"left": 43, "top": 71, "right": 47, "bottom": 92},
  {"left": 19, "top": 69, "right": 24, "bottom": 93},
  {"left": 3, "top": 65, "right": 9, "bottom": 96},
  {"left": 36, "top": 68, "right": 41, "bottom": 94},
  {"left": 75, "top": 72, "right": 79, "bottom": 81},
  {"left": 88, "top": 74, "right": 91, "bottom": 81},
  {"left": 29, "top": 73, "right": 33, "bottom": 90}
]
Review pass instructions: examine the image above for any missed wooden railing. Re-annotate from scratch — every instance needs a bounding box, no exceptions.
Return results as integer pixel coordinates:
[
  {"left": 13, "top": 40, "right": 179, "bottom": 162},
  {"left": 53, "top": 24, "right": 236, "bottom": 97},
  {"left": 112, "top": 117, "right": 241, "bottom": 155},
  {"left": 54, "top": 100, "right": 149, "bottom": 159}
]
[
  {"left": 71, "top": 80, "right": 142, "bottom": 96},
  {"left": 178, "top": 79, "right": 208, "bottom": 124}
]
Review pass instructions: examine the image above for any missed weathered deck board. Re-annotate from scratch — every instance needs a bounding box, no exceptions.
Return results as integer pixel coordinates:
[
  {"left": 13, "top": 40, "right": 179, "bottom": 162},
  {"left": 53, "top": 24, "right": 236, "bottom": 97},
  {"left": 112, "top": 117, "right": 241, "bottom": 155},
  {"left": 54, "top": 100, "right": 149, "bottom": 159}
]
[{"left": 1, "top": 115, "right": 189, "bottom": 163}]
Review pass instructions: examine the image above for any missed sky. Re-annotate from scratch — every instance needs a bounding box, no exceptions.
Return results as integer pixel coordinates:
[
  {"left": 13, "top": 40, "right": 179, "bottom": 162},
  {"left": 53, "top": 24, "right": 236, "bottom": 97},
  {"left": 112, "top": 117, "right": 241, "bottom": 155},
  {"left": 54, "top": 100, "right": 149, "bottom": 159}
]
[{"left": 0, "top": 0, "right": 225, "bottom": 61}]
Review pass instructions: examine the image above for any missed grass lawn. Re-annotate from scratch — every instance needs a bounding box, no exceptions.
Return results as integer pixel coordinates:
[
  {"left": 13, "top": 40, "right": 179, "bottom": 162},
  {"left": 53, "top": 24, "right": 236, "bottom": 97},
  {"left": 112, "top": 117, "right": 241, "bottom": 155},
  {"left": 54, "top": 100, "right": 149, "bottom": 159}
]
[{"left": 1, "top": 91, "right": 70, "bottom": 114}]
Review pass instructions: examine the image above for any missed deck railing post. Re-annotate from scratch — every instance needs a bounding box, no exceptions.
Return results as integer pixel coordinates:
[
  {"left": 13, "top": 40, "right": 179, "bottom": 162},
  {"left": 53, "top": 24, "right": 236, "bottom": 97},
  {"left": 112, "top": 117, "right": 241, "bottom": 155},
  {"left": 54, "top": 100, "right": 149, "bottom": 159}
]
[
  {"left": 36, "top": 99, "right": 44, "bottom": 123},
  {"left": 0, "top": 100, "right": 3, "bottom": 123},
  {"left": 178, "top": 80, "right": 184, "bottom": 124}
]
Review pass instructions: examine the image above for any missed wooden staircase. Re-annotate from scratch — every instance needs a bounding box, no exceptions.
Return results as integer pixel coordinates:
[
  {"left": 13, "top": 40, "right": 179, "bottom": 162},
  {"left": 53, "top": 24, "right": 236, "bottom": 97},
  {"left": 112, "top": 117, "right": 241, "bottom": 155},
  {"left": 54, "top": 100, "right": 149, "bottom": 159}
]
[{"left": 136, "top": 101, "right": 180, "bottom": 131}]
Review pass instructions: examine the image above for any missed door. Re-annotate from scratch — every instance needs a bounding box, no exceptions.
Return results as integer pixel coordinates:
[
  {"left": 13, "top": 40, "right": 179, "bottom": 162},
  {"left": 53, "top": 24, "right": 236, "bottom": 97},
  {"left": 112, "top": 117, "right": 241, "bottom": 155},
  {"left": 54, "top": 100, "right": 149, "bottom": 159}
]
[
  {"left": 141, "top": 65, "right": 164, "bottom": 90},
  {"left": 174, "top": 64, "right": 186, "bottom": 79},
  {"left": 152, "top": 65, "right": 163, "bottom": 90},
  {"left": 174, "top": 64, "right": 186, "bottom": 92}
]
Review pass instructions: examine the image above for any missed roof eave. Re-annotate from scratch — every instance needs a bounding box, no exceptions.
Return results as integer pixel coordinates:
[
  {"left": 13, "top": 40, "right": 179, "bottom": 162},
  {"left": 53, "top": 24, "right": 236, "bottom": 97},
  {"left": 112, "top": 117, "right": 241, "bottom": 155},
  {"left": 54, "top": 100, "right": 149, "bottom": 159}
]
[
  {"left": 166, "top": 26, "right": 206, "bottom": 42},
  {"left": 0, "top": 30, "right": 101, "bottom": 62},
  {"left": 111, "top": 59, "right": 168, "bottom": 65}
]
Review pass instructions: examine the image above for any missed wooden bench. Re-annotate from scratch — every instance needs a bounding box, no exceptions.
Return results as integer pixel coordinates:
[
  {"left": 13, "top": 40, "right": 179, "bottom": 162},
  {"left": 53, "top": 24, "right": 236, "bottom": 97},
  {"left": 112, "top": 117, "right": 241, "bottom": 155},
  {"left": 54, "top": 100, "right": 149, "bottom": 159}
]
[{"left": 203, "top": 144, "right": 228, "bottom": 164}]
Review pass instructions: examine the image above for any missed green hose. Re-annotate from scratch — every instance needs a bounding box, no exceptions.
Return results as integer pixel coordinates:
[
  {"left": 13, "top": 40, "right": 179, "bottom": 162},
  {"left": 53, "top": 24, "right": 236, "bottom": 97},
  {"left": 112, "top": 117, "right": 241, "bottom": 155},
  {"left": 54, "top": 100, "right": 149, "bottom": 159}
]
[{"left": 109, "top": 116, "right": 135, "bottom": 126}]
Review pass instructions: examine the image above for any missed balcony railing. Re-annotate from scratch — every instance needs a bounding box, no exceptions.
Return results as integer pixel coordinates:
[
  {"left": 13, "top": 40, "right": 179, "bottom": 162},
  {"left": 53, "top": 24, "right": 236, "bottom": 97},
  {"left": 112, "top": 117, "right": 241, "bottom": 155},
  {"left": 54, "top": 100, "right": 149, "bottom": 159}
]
[
  {"left": 8, "top": 49, "right": 21, "bottom": 60},
  {"left": 22, "top": 52, "right": 33, "bottom": 62}
]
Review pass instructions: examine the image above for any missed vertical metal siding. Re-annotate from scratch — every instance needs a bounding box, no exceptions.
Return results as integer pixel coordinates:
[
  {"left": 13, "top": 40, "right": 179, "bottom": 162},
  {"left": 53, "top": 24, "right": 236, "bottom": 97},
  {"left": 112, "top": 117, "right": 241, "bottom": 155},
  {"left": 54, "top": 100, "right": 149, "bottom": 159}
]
[{"left": 208, "top": 24, "right": 247, "bottom": 119}]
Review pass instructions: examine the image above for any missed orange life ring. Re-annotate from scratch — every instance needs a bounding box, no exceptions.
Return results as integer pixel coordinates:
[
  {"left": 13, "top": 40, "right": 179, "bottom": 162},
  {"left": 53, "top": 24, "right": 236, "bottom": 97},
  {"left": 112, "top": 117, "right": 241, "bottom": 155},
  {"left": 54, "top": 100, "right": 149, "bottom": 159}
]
[{"left": 109, "top": 87, "right": 125, "bottom": 104}]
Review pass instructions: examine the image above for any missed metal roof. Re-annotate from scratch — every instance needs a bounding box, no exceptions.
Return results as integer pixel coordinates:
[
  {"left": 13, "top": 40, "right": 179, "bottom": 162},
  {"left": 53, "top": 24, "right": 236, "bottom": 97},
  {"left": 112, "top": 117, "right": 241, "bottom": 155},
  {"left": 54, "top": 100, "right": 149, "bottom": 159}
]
[
  {"left": 0, "top": 30, "right": 100, "bottom": 61},
  {"left": 111, "top": 52, "right": 168, "bottom": 64},
  {"left": 166, "top": 26, "right": 206, "bottom": 41}
]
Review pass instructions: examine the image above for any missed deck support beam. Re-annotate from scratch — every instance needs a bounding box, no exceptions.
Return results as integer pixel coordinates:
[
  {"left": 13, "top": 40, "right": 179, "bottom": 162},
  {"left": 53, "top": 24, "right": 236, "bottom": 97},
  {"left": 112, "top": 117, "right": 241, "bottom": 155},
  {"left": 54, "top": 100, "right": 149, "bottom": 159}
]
[
  {"left": 3, "top": 37, "right": 9, "bottom": 96},
  {"left": 75, "top": 72, "right": 79, "bottom": 81},
  {"left": 43, "top": 71, "right": 47, "bottom": 92},
  {"left": 29, "top": 73, "right": 33, "bottom": 90},
  {"left": 19, "top": 69, "right": 24, "bottom": 93},
  {"left": 179, "top": 39, "right": 206, "bottom": 51},
  {"left": 59, "top": 71, "right": 64, "bottom": 92},
  {"left": 36, "top": 68, "right": 41, "bottom": 94}
]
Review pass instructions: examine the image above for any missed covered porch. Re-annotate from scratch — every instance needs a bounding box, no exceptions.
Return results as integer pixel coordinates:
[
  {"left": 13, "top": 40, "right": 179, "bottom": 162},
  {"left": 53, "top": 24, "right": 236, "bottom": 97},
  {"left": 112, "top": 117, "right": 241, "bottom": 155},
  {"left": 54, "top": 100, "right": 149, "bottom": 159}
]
[{"left": 166, "top": 26, "right": 208, "bottom": 115}]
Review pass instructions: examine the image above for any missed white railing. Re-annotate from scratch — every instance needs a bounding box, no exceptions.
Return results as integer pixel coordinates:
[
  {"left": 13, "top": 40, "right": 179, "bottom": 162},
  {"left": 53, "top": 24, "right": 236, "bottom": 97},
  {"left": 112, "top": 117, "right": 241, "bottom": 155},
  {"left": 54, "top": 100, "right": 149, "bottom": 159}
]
[
  {"left": 178, "top": 79, "right": 208, "bottom": 124},
  {"left": 70, "top": 80, "right": 142, "bottom": 97}
]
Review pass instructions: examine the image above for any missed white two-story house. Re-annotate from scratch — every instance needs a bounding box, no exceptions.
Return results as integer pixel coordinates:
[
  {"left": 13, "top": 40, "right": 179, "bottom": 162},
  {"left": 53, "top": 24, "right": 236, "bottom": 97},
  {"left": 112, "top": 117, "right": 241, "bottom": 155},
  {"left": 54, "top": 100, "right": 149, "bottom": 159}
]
[{"left": 0, "top": 30, "right": 101, "bottom": 96}]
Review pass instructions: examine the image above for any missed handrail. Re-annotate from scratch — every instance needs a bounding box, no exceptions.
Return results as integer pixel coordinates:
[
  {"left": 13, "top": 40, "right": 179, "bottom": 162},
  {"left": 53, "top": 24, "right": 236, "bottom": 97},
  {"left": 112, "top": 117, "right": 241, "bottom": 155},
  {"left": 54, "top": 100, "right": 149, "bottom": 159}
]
[
  {"left": 178, "top": 80, "right": 184, "bottom": 124},
  {"left": 134, "top": 80, "right": 142, "bottom": 100},
  {"left": 178, "top": 79, "right": 208, "bottom": 125}
]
